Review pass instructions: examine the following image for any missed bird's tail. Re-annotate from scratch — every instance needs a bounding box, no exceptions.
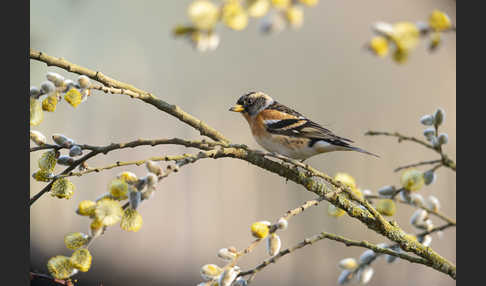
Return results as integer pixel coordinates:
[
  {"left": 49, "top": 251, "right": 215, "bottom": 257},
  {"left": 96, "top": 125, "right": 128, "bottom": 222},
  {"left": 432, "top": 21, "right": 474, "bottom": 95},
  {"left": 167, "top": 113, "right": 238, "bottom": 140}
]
[{"left": 349, "top": 146, "right": 380, "bottom": 158}]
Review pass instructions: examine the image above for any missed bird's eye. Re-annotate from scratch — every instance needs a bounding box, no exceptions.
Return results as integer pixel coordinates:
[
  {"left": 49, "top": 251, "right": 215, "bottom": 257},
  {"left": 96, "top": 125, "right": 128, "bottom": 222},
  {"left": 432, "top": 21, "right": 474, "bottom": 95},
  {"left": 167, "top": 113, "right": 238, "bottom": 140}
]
[{"left": 247, "top": 98, "right": 254, "bottom": 105}]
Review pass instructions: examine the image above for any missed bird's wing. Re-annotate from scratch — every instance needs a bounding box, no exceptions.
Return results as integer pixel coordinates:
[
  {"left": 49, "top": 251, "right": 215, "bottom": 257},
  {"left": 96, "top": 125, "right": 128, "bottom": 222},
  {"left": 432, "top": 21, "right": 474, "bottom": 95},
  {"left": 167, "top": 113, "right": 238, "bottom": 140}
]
[{"left": 265, "top": 118, "right": 354, "bottom": 144}]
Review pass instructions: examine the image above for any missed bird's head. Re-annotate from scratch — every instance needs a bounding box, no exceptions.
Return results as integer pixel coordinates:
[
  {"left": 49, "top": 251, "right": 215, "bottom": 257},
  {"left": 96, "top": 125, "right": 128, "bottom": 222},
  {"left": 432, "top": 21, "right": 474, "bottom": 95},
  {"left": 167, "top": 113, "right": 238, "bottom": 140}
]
[{"left": 229, "top": 91, "right": 274, "bottom": 116}]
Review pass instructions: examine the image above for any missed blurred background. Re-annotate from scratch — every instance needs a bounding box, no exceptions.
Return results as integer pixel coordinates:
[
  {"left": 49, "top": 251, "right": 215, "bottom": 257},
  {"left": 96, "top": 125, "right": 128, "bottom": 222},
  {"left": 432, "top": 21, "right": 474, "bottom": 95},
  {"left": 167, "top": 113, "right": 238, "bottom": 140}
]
[{"left": 30, "top": 0, "right": 456, "bottom": 285}]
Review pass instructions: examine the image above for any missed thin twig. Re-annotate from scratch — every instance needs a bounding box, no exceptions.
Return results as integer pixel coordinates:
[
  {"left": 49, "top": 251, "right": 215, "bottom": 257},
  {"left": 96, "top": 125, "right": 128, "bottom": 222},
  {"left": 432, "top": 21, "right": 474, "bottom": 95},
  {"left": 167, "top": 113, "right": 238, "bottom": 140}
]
[
  {"left": 394, "top": 159, "right": 442, "bottom": 172},
  {"left": 239, "top": 231, "right": 430, "bottom": 283},
  {"left": 365, "top": 130, "right": 456, "bottom": 171}
]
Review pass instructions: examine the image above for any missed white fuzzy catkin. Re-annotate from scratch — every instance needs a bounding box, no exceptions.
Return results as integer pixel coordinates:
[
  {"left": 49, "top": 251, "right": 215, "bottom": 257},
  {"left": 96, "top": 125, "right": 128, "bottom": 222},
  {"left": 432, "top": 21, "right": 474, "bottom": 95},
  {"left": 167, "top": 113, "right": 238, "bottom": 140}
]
[
  {"left": 423, "top": 170, "right": 436, "bottom": 185},
  {"left": 359, "top": 250, "right": 375, "bottom": 264},
  {"left": 420, "top": 114, "right": 435, "bottom": 126},
  {"left": 434, "top": 108, "right": 445, "bottom": 126},
  {"left": 423, "top": 127, "right": 436, "bottom": 139},
  {"left": 218, "top": 266, "right": 240, "bottom": 286},
  {"left": 337, "top": 269, "right": 353, "bottom": 285},
  {"left": 438, "top": 133, "right": 448, "bottom": 145},
  {"left": 410, "top": 209, "right": 428, "bottom": 226},
  {"left": 30, "top": 130, "right": 46, "bottom": 146},
  {"left": 217, "top": 248, "right": 237, "bottom": 261},
  {"left": 266, "top": 233, "right": 281, "bottom": 256},
  {"left": 129, "top": 190, "right": 142, "bottom": 210},
  {"left": 338, "top": 258, "right": 358, "bottom": 270},
  {"left": 358, "top": 267, "right": 374, "bottom": 284},
  {"left": 377, "top": 185, "right": 395, "bottom": 196},
  {"left": 419, "top": 234, "right": 432, "bottom": 247},
  {"left": 41, "top": 80, "right": 56, "bottom": 94},
  {"left": 30, "top": 86, "right": 41, "bottom": 98},
  {"left": 277, "top": 218, "right": 288, "bottom": 230},
  {"left": 426, "top": 195, "right": 440, "bottom": 211},
  {"left": 410, "top": 193, "right": 425, "bottom": 206}
]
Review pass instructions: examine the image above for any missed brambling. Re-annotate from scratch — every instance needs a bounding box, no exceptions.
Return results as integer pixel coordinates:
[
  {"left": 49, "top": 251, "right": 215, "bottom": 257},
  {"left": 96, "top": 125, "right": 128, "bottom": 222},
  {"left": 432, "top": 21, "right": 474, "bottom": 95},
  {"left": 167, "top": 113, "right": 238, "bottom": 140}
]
[{"left": 229, "top": 91, "right": 378, "bottom": 160}]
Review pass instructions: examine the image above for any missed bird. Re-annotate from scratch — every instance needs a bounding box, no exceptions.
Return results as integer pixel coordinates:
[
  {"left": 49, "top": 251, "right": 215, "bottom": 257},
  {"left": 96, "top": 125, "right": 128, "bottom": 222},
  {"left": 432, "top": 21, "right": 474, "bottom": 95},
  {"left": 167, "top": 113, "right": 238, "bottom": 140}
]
[{"left": 229, "top": 91, "right": 379, "bottom": 160}]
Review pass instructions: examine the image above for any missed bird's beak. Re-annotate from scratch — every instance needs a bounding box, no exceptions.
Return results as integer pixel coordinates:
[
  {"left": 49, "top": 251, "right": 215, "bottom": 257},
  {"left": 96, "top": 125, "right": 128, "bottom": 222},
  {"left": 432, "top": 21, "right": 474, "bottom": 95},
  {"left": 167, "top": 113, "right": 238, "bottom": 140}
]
[{"left": 229, "top": 104, "right": 244, "bottom": 112}]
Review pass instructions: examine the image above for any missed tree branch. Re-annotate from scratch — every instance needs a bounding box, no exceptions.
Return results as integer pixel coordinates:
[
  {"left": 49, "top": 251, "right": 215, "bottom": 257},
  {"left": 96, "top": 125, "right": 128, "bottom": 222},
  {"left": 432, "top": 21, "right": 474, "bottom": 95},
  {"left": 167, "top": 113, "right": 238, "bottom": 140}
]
[{"left": 30, "top": 49, "right": 229, "bottom": 143}]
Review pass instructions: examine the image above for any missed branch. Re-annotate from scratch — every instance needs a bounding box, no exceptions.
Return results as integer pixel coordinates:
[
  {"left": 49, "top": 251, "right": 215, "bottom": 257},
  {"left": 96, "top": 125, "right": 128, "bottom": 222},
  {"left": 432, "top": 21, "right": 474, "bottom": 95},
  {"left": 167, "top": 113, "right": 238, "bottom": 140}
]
[
  {"left": 29, "top": 49, "right": 229, "bottom": 143},
  {"left": 365, "top": 131, "right": 456, "bottom": 171},
  {"left": 29, "top": 138, "right": 221, "bottom": 206},
  {"left": 239, "top": 231, "right": 430, "bottom": 283},
  {"left": 394, "top": 159, "right": 442, "bottom": 172},
  {"left": 30, "top": 272, "right": 74, "bottom": 286}
]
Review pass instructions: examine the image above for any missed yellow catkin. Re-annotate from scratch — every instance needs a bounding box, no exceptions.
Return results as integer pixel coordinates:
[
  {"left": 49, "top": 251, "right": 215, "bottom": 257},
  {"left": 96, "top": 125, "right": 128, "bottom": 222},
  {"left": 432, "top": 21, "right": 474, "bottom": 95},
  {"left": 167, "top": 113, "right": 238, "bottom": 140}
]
[{"left": 251, "top": 221, "right": 270, "bottom": 238}]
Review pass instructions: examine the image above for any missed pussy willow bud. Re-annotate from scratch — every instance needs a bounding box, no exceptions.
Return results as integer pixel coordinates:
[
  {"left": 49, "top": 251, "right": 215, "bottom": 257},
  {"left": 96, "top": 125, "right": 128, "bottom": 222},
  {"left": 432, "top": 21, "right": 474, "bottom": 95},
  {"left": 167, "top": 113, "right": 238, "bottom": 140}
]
[
  {"left": 399, "top": 189, "right": 411, "bottom": 203},
  {"left": 70, "top": 248, "right": 92, "bottom": 272},
  {"left": 52, "top": 134, "right": 74, "bottom": 148},
  {"left": 120, "top": 208, "right": 143, "bottom": 232},
  {"left": 233, "top": 277, "right": 248, "bottom": 286},
  {"left": 362, "top": 189, "right": 373, "bottom": 196},
  {"left": 117, "top": 171, "right": 138, "bottom": 184},
  {"left": 438, "top": 133, "right": 448, "bottom": 145},
  {"left": 129, "top": 189, "right": 142, "bottom": 209},
  {"left": 47, "top": 255, "right": 76, "bottom": 280},
  {"left": 95, "top": 199, "right": 123, "bottom": 226},
  {"left": 434, "top": 108, "right": 445, "bottom": 126},
  {"left": 218, "top": 266, "right": 240, "bottom": 286},
  {"left": 39, "top": 151, "right": 59, "bottom": 172},
  {"left": 109, "top": 179, "right": 129, "bottom": 200},
  {"left": 357, "top": 266, "right": 374, "bottom": 284},
  {"left": 429, "top": 136, "right": 439, "bottom": 147},
  {"left": 146, "top": 173, "right": 158, "bottom": 188},
  {"left": 30, "top": 86, "right": 41, "bottom": 98},
  {"left": 401, "top": 169, "right": 424, "bottom": 192},
  {"left": 40, "top": 81, "right": 56, "bottom": 94},
  {"left": 77, "top": 75, "right": 91, "bottom": 89},
  {"left": 423, "top": 127, "right": 435, "bottom": 139},
  {"left": 141, "top": 186, "right": 155, "bottom": 200},
  {"left": 359, "top": 249, "right": 375, "bottom": 264},
  {"left": 377, "top": 185, "right": 395, "bottom": 197},
  {"left": 46, "top": 72, "right": 65, "bottom": 87},
  {"left": 376, "top": 199, "right": 396, "bottom": 216},
  {"left": 426, "top": 195, "right": 440, "bottom": 211},
  {"left": 338, "top": 258, "right": 358, "bottom": 270},
  {"left": 277, "top": 217, "right": 288, "bottom": 230},
  {"left": 146, "top": 160, "right": 163, "bottom": 176},
  {"left": 50, "top": 178, "right": 75, "bottom": 199},
  {"left": 57, "top": 155, "right": 75, "bottom": 166},
  {"left": 410, "top": 209, "right": 428, "bottom": 226},
  {"left": 371, "top": 21, "right": 394, "bottom": 35},
  {"left": 266, "top": 233, "right": 281, "bottom": 256},
  {"left": 420, "top": 114, "right": 435, "bottom": 126},
  {"left": 218, "top": 247, "right": 237, "bottom": 261},
  {"left": 76, "top": 200, "right": 96, "bottom": 217},
  {"left": 337, "top": 269, "right": 353, "bottom": 285},
  {"left": 64, "top": 232, "right": 89, "bottom": 250},
  {"left": 419, "top": 234, "right": 432, "bottom": 247},
  {"left": 251, "top": 221, "right": 270, "bottom": 238},
  {"left": 410, "top": 193, "right": 425, "bottom": 206},
  {"left": 200, "top": 264, "right": 223, "bottom": 281},
  {"left": 423, "top": 170, "right": 436, "bottom": 185},
  {"left": 69, "top": 145, "right": 83, "bottom": 157},
  {"left": 30, "top": 130, "right": 47, "bottom": 146}
]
